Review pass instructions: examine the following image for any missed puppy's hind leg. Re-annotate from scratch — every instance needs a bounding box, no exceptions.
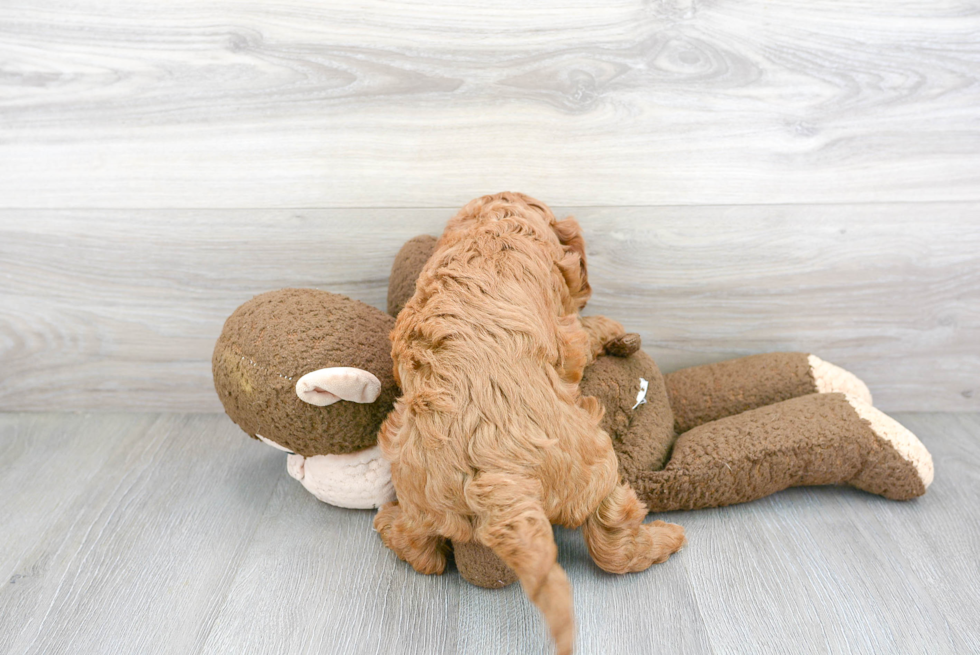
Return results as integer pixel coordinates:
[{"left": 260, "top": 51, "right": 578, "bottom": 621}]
[
  {"left": 374, "top": 501, "right": 448, "bottom": 575},
  {"left": 582, "top": 482, "right": 685, "bottom": 575}
]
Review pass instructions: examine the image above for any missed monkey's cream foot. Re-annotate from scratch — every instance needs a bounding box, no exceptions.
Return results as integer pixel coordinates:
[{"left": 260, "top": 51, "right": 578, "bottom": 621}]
[
  {"left": 809, "top": 355, "right": 872, "bottom": 405},
  {"left": 285, "top": 445, "right": 395, "bottom": 509},
  {"left": 845, "top": 395, "right": 934, "bottom": 498}
]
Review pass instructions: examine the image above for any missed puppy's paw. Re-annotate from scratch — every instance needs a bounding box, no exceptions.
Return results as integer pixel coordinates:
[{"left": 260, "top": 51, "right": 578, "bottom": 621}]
[
  {"left": 409, "top": 546, "right": 448, "bottom": 576},
  {"left": 604, "top": 333, "right": 641, "bottom": 357},
  {"left": 644, "top": 520, "right": 686, "bottom": 564},
  {"left": 373, "top": 502, "right": 399, "bottom": 545},
  {"left": 373, "top": 502, "right": 448, "bottom": 575}
]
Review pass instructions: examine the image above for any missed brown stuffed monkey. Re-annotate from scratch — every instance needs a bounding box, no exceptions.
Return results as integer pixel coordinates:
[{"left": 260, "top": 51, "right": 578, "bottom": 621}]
[{"left": 213, "top": 234, "right": 934, "bottom": 589}]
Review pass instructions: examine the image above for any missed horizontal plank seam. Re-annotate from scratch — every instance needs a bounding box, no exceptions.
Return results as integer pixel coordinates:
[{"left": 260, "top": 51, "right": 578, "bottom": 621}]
[{"left": 2, "top": 199, "right": 980, "bottom": 212}]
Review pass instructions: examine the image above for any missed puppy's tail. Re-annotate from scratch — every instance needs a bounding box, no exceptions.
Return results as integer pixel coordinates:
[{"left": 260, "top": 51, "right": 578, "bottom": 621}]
[{"left": 468, "top": 474, "right": 574, "bottom": 655}]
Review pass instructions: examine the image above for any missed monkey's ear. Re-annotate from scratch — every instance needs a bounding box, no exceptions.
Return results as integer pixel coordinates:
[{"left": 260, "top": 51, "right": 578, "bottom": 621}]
[{"left": 295, "top": 367, "right": 382, "bottom": 406}]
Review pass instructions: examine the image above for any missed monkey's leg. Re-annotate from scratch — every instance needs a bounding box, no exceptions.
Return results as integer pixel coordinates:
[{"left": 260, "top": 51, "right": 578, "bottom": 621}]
[
  {"left": 664, "top": 352, "right": 872, "bottom": 433},
  {"left": 628, "top": 393, "right": 933, "bottom": 512}
]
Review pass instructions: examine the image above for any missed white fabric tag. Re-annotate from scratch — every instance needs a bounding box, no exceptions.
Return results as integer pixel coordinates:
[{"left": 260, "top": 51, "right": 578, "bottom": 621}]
[{"left": 632, "top": 377, "right": 649, "bottom": 410}]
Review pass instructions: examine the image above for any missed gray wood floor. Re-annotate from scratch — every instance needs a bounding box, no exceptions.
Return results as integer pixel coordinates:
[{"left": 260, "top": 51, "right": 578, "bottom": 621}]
[{"left": 1, "top": 411, "right": 977, "bottom": 655}]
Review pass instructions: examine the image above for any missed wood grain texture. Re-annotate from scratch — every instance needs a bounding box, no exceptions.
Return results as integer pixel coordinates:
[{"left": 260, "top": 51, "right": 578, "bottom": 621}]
[
  {"left": 2, "top": 205, "right": 978, "bottom": 412},
  {"left": 0, "top": 411, "right": 977, "bottom": 654},
  {"left": 200, "top": 477, "right": 465, "bottom": 655},
  {"left": 670, "top": 412, "right": 980, "bottom": 654},
  {"left": 1, "top": 0, "right": 978, "bottom": 208},
  {"left": 0, "top": 413, "right": 283, "bottom": 655}
]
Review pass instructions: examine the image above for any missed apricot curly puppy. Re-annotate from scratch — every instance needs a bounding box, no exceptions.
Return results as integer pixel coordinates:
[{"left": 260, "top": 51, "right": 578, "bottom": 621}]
[{"left": 374, "top": 192, "right": 685, "bottom": 655}]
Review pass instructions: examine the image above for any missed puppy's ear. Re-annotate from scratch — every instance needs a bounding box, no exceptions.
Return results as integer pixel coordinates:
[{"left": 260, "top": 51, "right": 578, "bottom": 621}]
[{"left": 552, "top": 217, "right": 591, "bottom": 309}]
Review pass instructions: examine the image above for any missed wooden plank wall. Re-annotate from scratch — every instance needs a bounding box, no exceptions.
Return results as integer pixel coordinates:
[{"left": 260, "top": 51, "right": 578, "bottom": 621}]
[
  {"left": 1, "top": 0, "right": 978, "bottom": 412},
  {"left": 2, "top": 207, "right": 977, "bottom": 412}
]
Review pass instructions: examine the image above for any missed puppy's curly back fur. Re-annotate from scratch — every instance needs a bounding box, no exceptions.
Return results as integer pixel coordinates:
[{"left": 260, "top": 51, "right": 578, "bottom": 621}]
[{"left": 375, "top": 192, "right": 685, "bottom": 655}]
